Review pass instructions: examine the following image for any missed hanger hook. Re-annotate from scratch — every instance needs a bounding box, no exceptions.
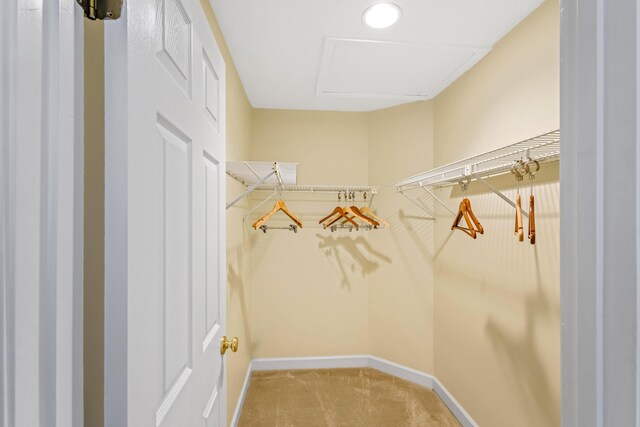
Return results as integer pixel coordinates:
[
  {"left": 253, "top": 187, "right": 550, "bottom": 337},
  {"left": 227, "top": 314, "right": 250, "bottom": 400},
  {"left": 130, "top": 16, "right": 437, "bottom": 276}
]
[
  {"left": 524, "top": 159, "right": 540, "bottom": 180},
  {"left": 511, "top": 161, "right": 525, "bottom": 182}
]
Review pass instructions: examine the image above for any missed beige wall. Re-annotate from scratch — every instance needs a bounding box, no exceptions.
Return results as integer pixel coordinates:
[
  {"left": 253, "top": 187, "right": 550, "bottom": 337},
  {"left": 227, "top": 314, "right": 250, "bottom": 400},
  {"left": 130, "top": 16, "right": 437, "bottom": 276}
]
[
  {"left": 367, "top": 102, "right": 436, "bottom": 374},
  {"left": 433, "top": 1, "right": 560, "bottom": 426},
  {"left": 248, "top": 110, "right": 371, "bottom": 358}
]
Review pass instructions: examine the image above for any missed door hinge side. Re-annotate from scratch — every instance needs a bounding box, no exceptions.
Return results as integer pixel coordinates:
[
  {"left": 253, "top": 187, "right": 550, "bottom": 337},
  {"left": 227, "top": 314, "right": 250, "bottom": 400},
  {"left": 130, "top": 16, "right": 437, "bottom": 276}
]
[{"left": 76, "top": 0, "right": 122, "bottom": 20}]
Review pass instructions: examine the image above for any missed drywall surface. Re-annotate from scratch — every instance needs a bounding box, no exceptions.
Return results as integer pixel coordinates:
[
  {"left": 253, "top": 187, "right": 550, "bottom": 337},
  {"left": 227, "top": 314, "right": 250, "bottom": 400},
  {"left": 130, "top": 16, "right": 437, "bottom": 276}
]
[
  {"left": 248, "top": 110, "right": 372, "bottom": 358},
  {"left": 199, "top": 1, "right": 255, "bottom": 423},
  {"left": 432, "top": 1, "right": 560, "bottom": 426},
  {"left": 367, "top": 102, "right": 436, "bottom": 374}
]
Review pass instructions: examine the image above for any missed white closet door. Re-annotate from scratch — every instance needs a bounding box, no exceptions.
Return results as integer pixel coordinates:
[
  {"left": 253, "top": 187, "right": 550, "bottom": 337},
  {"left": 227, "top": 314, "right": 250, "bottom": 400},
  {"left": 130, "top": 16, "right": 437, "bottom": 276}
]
[
  {"left": 1, "top": 1, "right": 84, "bottom": 426},
  {"left": 104, "top": 0, "right": 227, "bottom": 426}
]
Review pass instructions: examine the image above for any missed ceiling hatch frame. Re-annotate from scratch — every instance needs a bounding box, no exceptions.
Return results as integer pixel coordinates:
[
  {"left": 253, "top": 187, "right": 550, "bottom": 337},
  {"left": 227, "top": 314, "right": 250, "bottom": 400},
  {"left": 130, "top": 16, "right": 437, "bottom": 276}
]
[{"left": 315, "top": 37, "right": 492, "bottom": 101}]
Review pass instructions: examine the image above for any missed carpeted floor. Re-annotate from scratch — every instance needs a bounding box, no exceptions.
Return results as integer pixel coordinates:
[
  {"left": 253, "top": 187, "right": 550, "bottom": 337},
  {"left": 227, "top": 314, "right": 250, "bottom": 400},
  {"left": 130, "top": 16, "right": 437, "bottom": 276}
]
[{"left": 238, "top": 368, "right": 461, "bottom": 427}]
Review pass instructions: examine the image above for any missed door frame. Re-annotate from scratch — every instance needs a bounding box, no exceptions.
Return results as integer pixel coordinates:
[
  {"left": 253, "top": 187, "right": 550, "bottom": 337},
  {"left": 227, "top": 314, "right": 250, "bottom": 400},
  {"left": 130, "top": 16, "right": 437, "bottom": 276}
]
[
  {"left": 1, "top": 1, "right": 84, "bottom": 426},
  {"left": 560, "top": 0, "right": 640, "bottom": 425}
]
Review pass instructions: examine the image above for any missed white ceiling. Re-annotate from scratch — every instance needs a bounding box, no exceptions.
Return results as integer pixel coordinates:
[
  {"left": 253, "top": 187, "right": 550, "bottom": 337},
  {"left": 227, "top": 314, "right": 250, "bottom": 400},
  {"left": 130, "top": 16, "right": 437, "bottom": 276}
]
[{"left": 209, "top": 0, "right": 544, "bottom": 112}]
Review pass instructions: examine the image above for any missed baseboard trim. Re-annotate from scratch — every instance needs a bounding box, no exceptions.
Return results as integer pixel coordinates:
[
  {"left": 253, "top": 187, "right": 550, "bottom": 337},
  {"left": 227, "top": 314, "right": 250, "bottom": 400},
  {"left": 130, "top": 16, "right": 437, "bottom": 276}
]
[
  {"left": 230, "top": 361, "right": 253, "bottom": 427},
  {"left": 252, "top": 355, "right": 370, "bottom": 371},
  {"left": 433, "top": 377, "right": 477, "bottom": 427},
  {"left": 231, "top": 355, "right": 477, "bottom": 427}
]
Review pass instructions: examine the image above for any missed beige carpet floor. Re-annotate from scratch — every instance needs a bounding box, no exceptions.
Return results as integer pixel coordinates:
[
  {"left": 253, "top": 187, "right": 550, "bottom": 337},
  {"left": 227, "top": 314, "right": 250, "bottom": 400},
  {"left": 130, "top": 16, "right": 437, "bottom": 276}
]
[{"left": 238, "top": 368, "right": 460, "bottom": 427}]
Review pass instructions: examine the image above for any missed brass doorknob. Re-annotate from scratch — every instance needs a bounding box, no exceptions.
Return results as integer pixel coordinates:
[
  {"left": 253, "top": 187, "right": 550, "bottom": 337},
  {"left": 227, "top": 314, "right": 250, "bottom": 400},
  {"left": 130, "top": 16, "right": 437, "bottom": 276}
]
[{"left": 220, "top": 336, "right": 239, "bottom": 355}]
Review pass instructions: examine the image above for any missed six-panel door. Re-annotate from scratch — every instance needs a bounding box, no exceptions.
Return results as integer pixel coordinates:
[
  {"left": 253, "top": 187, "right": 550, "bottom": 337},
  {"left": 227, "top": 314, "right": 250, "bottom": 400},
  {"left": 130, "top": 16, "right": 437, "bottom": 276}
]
[{"left": 105, "top": 0, "right": 227, "bottom": 425}]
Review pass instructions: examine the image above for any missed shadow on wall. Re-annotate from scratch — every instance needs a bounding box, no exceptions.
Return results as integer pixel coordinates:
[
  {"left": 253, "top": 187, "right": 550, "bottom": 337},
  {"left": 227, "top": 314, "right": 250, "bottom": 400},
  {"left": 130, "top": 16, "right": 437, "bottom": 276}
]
[
  {"left": 316, "top": 234, "right": 392, "bottom": 289},
  {"left": 228, "top": 251, "right": 254, "bottom": 355},
  {"left": 484, "top": 245, "right": 560, "bottom": 426},
  {"left": 398, "top": 208, "right": 435, "bottom": 263},
  {"left": 434, "top": 169, "right": 560, "bottom": 425}
]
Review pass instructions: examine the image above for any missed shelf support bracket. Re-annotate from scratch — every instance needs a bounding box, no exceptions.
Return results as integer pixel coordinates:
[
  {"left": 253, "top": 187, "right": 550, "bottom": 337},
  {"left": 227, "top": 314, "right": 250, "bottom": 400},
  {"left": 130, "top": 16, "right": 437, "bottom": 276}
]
[
  {"left": 475, "top": 176, "right": 529, "bottom": 218},
  {"left": 422, "top": 186, "right": 456, "bottom": 216},
  {"left": 243, "top": 190, "right": 279, "bottom": 219},
  {"left": 400, "top": 192, "right": 436, "bottom": 221},
  {"left": 226, "top": 163, "right": 278, "bottom": 210}
]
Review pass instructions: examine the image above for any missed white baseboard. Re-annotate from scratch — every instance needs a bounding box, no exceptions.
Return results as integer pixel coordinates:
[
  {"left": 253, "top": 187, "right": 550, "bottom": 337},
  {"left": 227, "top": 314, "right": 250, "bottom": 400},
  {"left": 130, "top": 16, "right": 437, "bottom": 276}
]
[
  {"left": 231, "top": 355, "right": 477, "bottom": 427},
  {"left": 433, "top": 377, "right": 478, "bottom": 427},
  {"left": 252, "top": 355, "right": 370, "bottom": 371},
  {"left": 368, "top": 355, "right": 434, "bottom": 390},
  {"left": 230, "top": 361, "right": 253, "bottom": 427}
]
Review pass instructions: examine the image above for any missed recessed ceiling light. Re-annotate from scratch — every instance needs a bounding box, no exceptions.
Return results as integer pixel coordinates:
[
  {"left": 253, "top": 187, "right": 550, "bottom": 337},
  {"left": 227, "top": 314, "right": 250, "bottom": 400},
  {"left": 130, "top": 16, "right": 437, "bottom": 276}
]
[{"left": 363, "top": 3, "right": 401, "bottom": 29}]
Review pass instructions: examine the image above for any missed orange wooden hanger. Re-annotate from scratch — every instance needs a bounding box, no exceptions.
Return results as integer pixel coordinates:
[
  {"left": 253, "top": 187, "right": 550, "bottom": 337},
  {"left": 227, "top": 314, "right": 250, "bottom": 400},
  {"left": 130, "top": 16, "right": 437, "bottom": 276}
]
[
  {"left": 349, "top": 206, "right": 380, "bottom": 228},
  {"left": 324, "top": 207, "right": 359, "bottom": 229},
  {"left": 528, "top": 194, "right": 536, "bottom": 244},
  {"left": 319, "top": 206, "right": 344, "bottom": 225},
  {"left": 252, "top": 199, "right": 303, "bottom": 230},
  {"left": 319, "top": 206, "right": 359, "bottom": 230},
  {"left": 514, "top": 193, "right": 524, "bottom": 242},
  {"left": 463, "top": 198, "right": 483, "bottom": 235},
  {"left": 452, "top": 198, "right": 483, "bottom": 239},
  {"left": 359, "top": 206, "right": 390, "bottom": 228},
  {"left": 524, "top": 159, "right": 539, "bottom": 245}
]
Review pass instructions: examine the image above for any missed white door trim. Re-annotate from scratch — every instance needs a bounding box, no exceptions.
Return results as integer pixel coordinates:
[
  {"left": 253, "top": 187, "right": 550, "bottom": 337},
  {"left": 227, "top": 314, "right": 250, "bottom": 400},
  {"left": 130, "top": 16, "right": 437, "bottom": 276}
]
[
  {"left": 234, "top": 356, "right": 477, "bottom": 427},
  {"left": 561, "top": 0, "right": 640, "bottom": 425},
  {"left": 1, "top": 1, "right": 84, "bottom": 426}
]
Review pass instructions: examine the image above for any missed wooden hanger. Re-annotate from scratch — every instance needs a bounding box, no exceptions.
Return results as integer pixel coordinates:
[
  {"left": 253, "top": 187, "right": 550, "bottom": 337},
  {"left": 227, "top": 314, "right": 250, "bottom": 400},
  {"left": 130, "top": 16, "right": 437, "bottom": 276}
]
[
  {"left": 528, "top": 194, "right": 536, "bottom": 244},
  {"left": 451, "top": 198, "right": 483, "bottom": 238},
  {"left": 325, "top": 207, "right": 360, "bottom": 229},
  {"left": 359, "top": 206, "right": 390, "bottom": 228},
  {"left": 463, "top": 198, "right": 483, "bottom": 234},
  {"left": 319, "top": 206, "right": 359, "bottom": 230},
  {"left": 514, "top": 193, "right": 524, "bottom": 242},
  {"left": 252, "top": 199, "right": 303, "bottom": 230},
  {"left": 524, "top": 159, "right": 539, "bottom": 245},
  {"left": 319, "top": 206, "right": 345, "bottom": 225},
  {"left": 350, "top": 206, "right": 379, "bottom": 227},
  {"left": 341, "top": 206, "right": 379, "bottom": 228}
]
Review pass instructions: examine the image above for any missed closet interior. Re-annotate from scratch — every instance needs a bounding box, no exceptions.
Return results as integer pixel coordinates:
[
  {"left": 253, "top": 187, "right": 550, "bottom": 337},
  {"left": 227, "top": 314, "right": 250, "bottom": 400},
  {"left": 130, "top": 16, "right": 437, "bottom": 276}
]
[{"left": 219, "top": 1, "right": 561, "bottom": 426}]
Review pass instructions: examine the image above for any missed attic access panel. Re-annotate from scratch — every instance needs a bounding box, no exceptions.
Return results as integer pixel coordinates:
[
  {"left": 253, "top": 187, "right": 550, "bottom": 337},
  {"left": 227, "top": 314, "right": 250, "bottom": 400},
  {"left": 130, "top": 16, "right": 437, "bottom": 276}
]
[{"left": 316, "top": 38, "right": 491, "bottom": 101}]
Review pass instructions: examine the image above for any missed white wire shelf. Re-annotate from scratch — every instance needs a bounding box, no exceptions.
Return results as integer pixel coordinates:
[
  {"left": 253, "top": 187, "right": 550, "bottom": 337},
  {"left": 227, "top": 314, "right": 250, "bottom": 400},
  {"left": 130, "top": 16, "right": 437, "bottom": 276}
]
[
  {"left": 393, "top": 129, "right": 560, "bottom": 191},
  {"left": 227, "top": 161, "right": 298, "bottom": 186},
  {"left": 226, "top": 160, "right": 377, "bottom": 210}
]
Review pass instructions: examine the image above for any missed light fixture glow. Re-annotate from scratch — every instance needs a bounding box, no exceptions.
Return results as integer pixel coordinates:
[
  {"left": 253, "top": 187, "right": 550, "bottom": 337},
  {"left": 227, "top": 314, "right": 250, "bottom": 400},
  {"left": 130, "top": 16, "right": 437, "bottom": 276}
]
[{"left": 363, "top": 3, "right": 401, "bottom": 29}]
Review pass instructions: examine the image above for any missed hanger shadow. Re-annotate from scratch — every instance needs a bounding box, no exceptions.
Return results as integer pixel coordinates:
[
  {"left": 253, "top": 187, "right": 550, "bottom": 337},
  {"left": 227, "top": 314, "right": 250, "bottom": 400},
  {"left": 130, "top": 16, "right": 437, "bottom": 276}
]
[{"left": 316, "top": 234, "right": 392, "bottom": 289}]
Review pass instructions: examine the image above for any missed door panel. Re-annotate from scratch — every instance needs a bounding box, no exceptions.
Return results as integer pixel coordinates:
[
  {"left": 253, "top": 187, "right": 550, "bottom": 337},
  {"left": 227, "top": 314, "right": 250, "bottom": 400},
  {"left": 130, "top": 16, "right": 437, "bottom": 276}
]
[
  {"left": 105, "top": 0, "right": 226, "bottom": 425},
  {"left": 204, "top": 154, "right": 222, "bottom": 352}
]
